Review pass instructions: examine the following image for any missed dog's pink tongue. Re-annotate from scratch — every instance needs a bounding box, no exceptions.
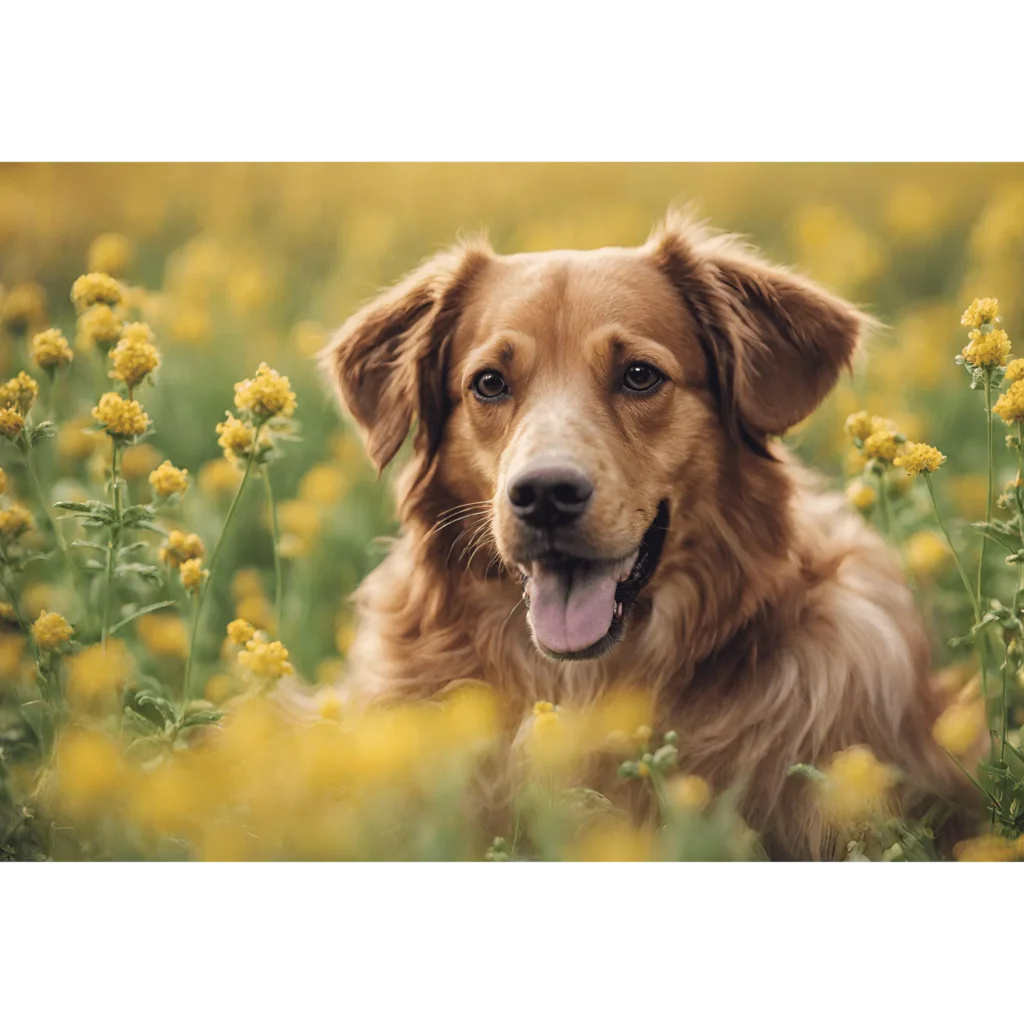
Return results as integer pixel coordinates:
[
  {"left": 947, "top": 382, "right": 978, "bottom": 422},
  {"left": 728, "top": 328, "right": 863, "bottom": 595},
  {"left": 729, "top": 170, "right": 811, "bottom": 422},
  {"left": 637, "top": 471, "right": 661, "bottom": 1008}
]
[{"left": 527, "top": 562, "right": 618, "bottom": 654}]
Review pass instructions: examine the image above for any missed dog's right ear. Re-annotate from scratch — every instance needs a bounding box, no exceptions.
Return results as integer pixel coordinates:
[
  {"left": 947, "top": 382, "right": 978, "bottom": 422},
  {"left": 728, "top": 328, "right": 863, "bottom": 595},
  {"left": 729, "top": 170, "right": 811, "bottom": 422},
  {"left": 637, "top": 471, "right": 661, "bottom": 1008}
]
[{"left": 321, "top": 239, "right": 491, "bottom": 473}]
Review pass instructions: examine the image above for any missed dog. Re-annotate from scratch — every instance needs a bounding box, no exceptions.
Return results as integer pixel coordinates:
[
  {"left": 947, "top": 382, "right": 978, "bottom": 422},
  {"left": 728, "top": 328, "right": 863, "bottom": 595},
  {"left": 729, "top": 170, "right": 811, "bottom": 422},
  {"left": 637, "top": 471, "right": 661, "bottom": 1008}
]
[{"left": 320, "top": 210, "right": 973, "bottom": 859}]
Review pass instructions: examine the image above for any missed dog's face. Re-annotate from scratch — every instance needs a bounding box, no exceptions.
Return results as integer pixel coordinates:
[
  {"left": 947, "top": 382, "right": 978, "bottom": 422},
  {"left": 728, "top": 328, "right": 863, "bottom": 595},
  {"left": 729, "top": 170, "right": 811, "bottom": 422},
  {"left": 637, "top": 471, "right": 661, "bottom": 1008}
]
[{"left": 325, "top": 213, "right": 864, "bottom": 661}]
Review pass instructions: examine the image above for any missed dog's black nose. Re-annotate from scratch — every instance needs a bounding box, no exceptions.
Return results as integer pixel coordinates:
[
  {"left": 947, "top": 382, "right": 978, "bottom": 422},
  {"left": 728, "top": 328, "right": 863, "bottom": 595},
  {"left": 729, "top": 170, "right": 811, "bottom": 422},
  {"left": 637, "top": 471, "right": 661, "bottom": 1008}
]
[{"left": 507, "top": 465, "right": 594, "bottom": 528}]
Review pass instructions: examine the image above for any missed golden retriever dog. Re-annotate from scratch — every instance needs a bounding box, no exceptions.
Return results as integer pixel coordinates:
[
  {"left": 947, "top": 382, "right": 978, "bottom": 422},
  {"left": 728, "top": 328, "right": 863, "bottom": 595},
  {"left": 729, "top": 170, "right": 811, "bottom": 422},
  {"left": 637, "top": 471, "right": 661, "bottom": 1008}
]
[{"left": 320, "top": 211, "right": 972, "bottom": 859}]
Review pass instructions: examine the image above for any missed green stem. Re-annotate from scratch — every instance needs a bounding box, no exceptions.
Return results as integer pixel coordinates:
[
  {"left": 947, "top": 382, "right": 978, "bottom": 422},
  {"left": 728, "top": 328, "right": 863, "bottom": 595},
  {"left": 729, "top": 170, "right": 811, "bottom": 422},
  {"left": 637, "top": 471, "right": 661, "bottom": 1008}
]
[
  {"left": 18, "top": 437, "right": 78, "bottom": 587},
  {"left": 262, "top": 466, "right": 283, "bottom": 637},
  {"left": 923, "top": 474, "right": 980, "bottom": 620},
  {"left": 182, "top": 431, "right": 262, "bottom": 707},
  {"left": 101, "top": 443, "right": 124, "bottom": 647},
  {"left": 979, "top": 375, "right": 995, "bottom": 760}
]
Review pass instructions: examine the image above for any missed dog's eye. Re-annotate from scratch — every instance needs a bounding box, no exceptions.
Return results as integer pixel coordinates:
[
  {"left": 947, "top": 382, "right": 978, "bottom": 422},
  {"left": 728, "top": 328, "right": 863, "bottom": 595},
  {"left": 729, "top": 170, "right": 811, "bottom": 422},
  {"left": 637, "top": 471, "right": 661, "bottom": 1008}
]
[
  {"left": 471, "top": 370, "right": 509, "bottom": 400},
  {"left": 622, "top": 362, "right": 663, "bottom": 393}
]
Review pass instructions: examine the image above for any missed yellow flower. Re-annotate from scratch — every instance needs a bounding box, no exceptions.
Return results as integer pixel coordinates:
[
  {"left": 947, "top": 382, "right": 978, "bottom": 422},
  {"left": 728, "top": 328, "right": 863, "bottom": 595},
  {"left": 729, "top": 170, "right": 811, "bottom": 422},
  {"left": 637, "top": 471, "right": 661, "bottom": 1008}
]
[
  {"left": 119, "top": 443, "right": 160, "bottom": 480},
  {"left": 71, "top": 272, "right": 124, "bottom": 313},
  {"left": 235, "top": 594, "right": 276, "bottom": 632},
  {"left": 159, "top": 529, "right": 205, "bottom": 568},
  {"left": 960, "top": 297, "right": 999, "bottom": 329},
  {"left": 569, "top": 821, "right": 655, "bottom": 862},
  {"left": 844, "top": 410, "right": 874, "bottom": 442},
  {"left": 0, "top": 371, "right": 39, "bottom": 414},
  {"left": 198, "top": 457, "right": 243, "bottom": 495},
  {"left": 108, "top": 324, "right": 160, "bottom": 389},
  {"left": 932, "top": 700, "right": 986, "bottom": 757},
  {"left": 817, "top": 746, "right": 896, "bottom": 827},
  {"left": 0, "top": 406, "right": 24, "bottom": 440},
  {"left": 231, "top": 568, "right": 264, "bottom": 601},
  {"left": 31, "top": 611, "right": 73, "bottom": 650},
  {"left": 136, "top": 614, "right": 188, "bottom": 659},
  {"left": 299, "top": 463, "right": 349, "bottom": 505},
  {"left": 31, "top": 328, "right": 73, "bottom": 370},
  {"left": 962, "top": 327, "right": 1011, "bottom": 368},
  {"left": 87, "top": 233, "right": 132, "bottom": 276},
  {"left": 55, "top": 729, "right": 122, "bottom": 816},
  {"left": 668, "top": 774, "right": 712, "bottom": 812},
  {"left": 179, "top": 557, "right": 208, "bottom": 593},
  {"left": 0, "top": 634, "right": 25, "bottom": 682},
  {"left": 954, "top": 835, "right": 1019, "bottom": 862},
  {"left": 533, "top": 700, "right": 555, "bottom": 716},
  {"left": 862, "top": 430, "right": 902, "bottom": 462},
  {"left": 1, "top": 282, "right": 47, "bottom": 333},
  {"left": 226, "top": 618, "right": 255, "bottom": 646},
  {"left": 216, "top": 412, "right": 261, "bottom": 463},
  {"left": 1005, "top": 358, "right": 1024, "bottom": 383},
  {"left": 845, "top": 479, "right": 877, "bottom": 511},
  {"left": 233, "top": 362, "right": 297, "bottom": 421},
  {"left": 92, "top": 392, "right": 150, "bottom": 439},
  {"left": 994, "top": 380, "right": 1024, "bottom": 424},
  {"left": 276, "top": 499, "right": 321, "bottom": 558},
  {"left": 77, "top": 303, "right": 123, "bottom": 350},
  {"left": 238, "top": 638, "right": 294, "bottom": 681},
  {"left": 66, "top": 641, "right": 130, "bottom": 709},
  {"left": 905, "top": 531, "right": 951, "bottom": 578},
  {"left": 892, "top": 442, "right": 946, "bottom": 476},
  {"left": 148, "top": 460, "right": 189, "bottom": 498},
  {"left": 0, "top": 503, "right": 34, "bottom": 538}
]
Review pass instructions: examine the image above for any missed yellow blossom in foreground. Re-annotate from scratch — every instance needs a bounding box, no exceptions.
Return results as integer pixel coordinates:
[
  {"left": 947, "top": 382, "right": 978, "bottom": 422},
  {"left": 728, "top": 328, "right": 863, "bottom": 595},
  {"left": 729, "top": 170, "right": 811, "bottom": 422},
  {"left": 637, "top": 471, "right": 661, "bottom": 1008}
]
[
  {"left": 668, "top": 774, "right": 712, "bottom": 812},
  {"left": 0, "top": 503, "right": 34, "bottom": 537},
  {"left": 71, "top": 272, "right": 124, "bottom": 313},
  {"left": 862, "top": 430, "right": 902, "bottom": 462},
  {"left": 159, "top": 530, "right": 205, "bottom": 568},
  {"left": 109, "top": 325, "right": 160, "bottom": 389},
  {"left": 87, "top": 233, "right": 132, "bottom": 276},
  {"left": 1005, "top": 358, "right": 1024, "bottom": 383},
  {"left": 148, "top": 460, "right": 189, "bottom": 498},
  {"left": 226, "top": 618, "right": 255, "bottom": 646},
  {"left": 0, "top": 406, "right": 24, "bottom": 440},
  {"left": 92, "top": 392, "right": 150, "bottom": 439},
  {"left": 845, "top": 479, "right": 877, "bottom": 511},
  {"left": 233, "top": 362, "right": 297, "bottom": 421},
  {"left": 179, "top": 558, "right": 208, "bottom": 594},
  {"left": 569, "top": 821, "right": 655, "bottom": 862},
  {"left": 893, "top": 442, "right": 946, "bottom": 476},
  {"left": 905, "top": 531, "right": 952, "bottom": 578},
  {"left": 216, "top": 412, "right": 260, "bottom": 463},
  {"left": 55, "top": 729, "right": 122, "bottom": 816},
  {"left": 932, "top": 700, "right": 986, "bottom": 757},
  {"left": 66, "top": 641, "right": 130, "bottom": 709},
  {"left": 198, "top": 458, "right": 242, "bottom": 495},
  {"left": 31, "top": 328, "right": 74, "bottom": 370},
  {"left": 238, "top": 638, "right": 294, "bottom": 681},
  {"left": 136, "top": 614, "right": 189, "bottom": 659},
  {"left": 960, "top": 297, "right": 999, "bottom": 329},
  {"left": 962, "top": 327, "right": 1011, "bottom": 368},
  {"left": 0, "top": 371, "right": 39, "bottom": 414},
  {"left": 119, "top": 443, "right": 160, "bottom": 480},
  {"left": 993, "top": 380, "right": 1024, "bottom": 424},
  {"left": 954, "top": 835, "right": 1020, "bottom": 862},
  {"left": 77, "top": 303, "right": 122, "bottom": 350},
  {"left": 31, "top": 611, "right": 73, "bottom": 651},
  {"left": 818, "top": 746, "right": 896, "bottom": 828}
]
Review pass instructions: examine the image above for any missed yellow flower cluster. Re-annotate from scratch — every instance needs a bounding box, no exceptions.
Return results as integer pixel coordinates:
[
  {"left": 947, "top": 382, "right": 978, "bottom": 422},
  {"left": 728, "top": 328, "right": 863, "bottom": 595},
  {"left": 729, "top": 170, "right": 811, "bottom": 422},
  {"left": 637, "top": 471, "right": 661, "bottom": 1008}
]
[
  {"left": 136, "top": 614, "right": 188, "bottom": 659},
  {"left": 226, "top": 618, "right": 255, "bottom": 646},
  {"left": 92, "top": 392, "right": 150, "bottom": 439},
  {"left": 216, "top": 413, "right": 260, "bottom": 464},
  {"left": 993, "top": 380, "right": 1024, "bottom": 424},
  {"left": 238, "top": 638, "right": 294, "bottom": 681},
  {"left": 954, "top": 834, "right": 1023, "bottom": 862},
  {"left": 31, "top": 611, "right": 74, "bottom": 651},
  {"left": 77, "top": 303, "right": 122, "bottom": 350},
  {"left": 159, "top": 530, "right": 205, "bottom": 568},
  {"left": 905, "top": 531, "right": 951, "bottom": 578},
  {"left": 0, "top": 371, "right": 39, "bottom": 414},
  {"left": 892, "top": 442, "right": 945, "bottom": 476},
  {"left": 108, "top": 323, "right": 160, "bottom": 389},
  {"left": 932, "top": 700, "right": 986, "bottom": 757},
  {"left": 817, "top": 746, "right": 895, "bottom": 827},
  {"left": 148, "top": 460, "right": 189, "bottom": 497},
  {"left": 962, "top": 327, "right": 1011, "bottom": 368},
  {"left": 668, "top": 774, "right": 712, "bottom": 812},
  {"left": 845, "top": 479, "right": 877, "bottom": 511},
  {"left": 0, "top": 503, "right": 34, "bottom": 538},
  {"left": 960, "top": 297, "right": 999, "bottom": 329},
  {"left": 87, "top": 233, "right": 132, "bottom": 276},
  {"left": 31, "top": 328, "right": 74, "bottom": 370},
  {"left": 71, "top": 272, "right": 124, "bottom": 314},
  {"left": 180, "top": 558, "right": 208, "bottom": 594},
  {"left": 862, "top": 430, "right": 903, "bottom": 463},
  {"left": 0, "top": 406, "right": 24, "bottom": 440},
  {"left": 1005, "top": 358, "right": 1024, "bottom": 383},
  {"left": 1, "top": 282, "right": 47, "bottom": 333},
  {"left": 233, "top": 362, "right": 297, "bottom": 421},
  {"left": 66, "top": 641, "right": 131, "bottom": 709}
]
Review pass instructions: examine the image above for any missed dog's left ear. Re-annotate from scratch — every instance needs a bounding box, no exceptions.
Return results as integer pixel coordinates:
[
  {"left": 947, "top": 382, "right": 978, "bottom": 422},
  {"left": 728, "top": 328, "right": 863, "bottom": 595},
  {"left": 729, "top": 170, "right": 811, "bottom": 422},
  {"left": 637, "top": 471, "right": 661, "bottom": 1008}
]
[
  {"left": 649, "top": 212, "right": 870, "bottom": 444},
  {"left": 321, "top": 238, "right": 491, "bottom": 474}
]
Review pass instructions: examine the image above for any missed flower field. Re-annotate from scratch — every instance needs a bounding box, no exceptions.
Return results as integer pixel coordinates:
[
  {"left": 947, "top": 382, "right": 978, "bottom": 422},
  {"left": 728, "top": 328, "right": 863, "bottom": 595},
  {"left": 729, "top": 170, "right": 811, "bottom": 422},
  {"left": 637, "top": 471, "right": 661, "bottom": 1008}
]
[{"left": 2, "top": 162, "right": 1024, "bottom": 861}]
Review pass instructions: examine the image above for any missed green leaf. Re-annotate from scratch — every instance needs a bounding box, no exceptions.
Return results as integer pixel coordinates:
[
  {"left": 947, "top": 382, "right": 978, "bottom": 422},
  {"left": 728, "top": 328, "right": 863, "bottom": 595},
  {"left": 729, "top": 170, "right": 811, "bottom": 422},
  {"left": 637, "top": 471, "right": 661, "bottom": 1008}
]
[
  {"left": 121, "top": 505, "right": 156, "bottom": 527},
  {"left": 28, "top": 421, "right": 58, "bottom": 445},
  {"left": 122, "top": 706, "right": 161, "bottom": 736},
  {"left": 788, "top": 763, "right": 827, "bottom": 782},
  {"left": 109, "top": 601, "right": 177, "bottom": 636},
  {"left": 178, "top": 709, "right": 223, "bottom": 730},
  {"left": 70, "top": 540, "right": 107, "bottom": 553},
  {"left": 115, "top": 562, "right": 162, "bottom": 583},
  {"left": 135, "top": 693, "right": 176, "bottom": 726}
]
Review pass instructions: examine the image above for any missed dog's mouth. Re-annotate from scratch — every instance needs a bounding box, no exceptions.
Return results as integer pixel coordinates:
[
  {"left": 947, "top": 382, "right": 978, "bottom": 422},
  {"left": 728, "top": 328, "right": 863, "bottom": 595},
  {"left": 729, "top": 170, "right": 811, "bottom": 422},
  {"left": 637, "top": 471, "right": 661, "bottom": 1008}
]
[{"left": 517, "top": 500, "right": 669, "bottom": 661}]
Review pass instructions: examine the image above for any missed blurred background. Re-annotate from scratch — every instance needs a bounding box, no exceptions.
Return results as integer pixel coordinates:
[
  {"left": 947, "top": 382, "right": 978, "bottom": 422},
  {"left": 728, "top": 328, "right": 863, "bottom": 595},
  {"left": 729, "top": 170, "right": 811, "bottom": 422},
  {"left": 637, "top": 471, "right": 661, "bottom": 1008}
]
[{"left": 2, "top": 162, "right": 1024, "bottom": 686}]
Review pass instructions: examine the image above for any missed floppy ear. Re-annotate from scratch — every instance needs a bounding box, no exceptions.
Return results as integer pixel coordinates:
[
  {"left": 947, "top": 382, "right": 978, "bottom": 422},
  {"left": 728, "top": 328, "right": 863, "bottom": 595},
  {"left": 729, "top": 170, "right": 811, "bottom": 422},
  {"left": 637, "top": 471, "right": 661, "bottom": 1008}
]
[
  {"left": 321, "top": 239, "right": 492, "bottom": 473},
  {"left": 648, "top": 211, "right": 869, "bottom": 445}
]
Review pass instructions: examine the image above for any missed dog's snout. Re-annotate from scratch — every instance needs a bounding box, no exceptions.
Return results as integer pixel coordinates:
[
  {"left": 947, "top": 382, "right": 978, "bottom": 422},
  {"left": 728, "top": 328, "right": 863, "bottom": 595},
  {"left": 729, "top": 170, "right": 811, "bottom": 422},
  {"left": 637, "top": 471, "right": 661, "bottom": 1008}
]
[{"left": 507, "top": 465, "right": 594, "bottom": 528}]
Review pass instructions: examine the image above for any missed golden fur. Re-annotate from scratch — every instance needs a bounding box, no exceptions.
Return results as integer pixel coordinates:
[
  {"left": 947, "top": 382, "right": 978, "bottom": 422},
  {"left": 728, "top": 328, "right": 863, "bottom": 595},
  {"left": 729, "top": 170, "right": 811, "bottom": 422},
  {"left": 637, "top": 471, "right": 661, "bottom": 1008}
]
[{"left": 319, "top": 211, "right": 974, "bottom": 859}]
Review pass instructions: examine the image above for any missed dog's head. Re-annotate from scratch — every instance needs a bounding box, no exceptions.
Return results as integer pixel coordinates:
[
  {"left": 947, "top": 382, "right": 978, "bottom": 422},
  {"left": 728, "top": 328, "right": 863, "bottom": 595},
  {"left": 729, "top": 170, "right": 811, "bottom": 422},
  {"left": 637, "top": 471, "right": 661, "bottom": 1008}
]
[{"left": 324, "top": 212, "right": 866, "bottom": 661}]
